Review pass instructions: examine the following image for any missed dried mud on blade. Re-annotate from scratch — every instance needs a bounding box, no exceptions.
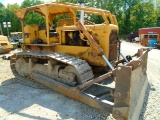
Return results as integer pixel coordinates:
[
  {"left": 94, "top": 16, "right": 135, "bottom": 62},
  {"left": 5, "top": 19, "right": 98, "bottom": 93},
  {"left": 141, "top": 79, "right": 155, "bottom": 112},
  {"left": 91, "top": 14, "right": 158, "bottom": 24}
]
[{"left": 113, "top": 48, "right": 149, "bottom": 120}]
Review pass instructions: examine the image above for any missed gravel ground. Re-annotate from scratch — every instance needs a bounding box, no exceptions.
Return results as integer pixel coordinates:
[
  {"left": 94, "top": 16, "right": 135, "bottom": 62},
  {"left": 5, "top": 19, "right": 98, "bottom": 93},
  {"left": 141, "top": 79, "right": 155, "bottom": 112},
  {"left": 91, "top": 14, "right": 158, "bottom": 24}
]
[{"left": 0, "top": 41, "right": 160, "bottom": 120}]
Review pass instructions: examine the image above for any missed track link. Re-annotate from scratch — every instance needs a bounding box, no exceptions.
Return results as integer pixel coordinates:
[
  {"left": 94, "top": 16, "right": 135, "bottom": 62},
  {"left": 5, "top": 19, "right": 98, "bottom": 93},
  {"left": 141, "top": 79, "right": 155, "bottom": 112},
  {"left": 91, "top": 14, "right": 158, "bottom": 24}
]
[{"left": 10, "top": 51, "right": 94, "bottom": 85}]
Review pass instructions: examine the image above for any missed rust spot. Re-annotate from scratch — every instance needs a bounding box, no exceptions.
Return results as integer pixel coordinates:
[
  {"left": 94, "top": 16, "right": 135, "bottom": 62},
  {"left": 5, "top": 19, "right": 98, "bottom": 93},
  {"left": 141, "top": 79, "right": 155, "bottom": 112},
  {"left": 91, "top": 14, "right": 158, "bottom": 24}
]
[{"left": 109, "top": 30, "right": 118, "bottom": 61}]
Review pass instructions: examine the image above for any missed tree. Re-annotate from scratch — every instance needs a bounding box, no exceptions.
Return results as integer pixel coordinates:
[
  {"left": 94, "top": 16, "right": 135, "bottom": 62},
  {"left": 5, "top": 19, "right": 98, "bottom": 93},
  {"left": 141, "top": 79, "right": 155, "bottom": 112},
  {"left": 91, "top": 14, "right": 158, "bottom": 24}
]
[
  {"left": 21, "top": 0, "right": 45, "bottom": 26},
  {"left": 0, "top": 3, "right": 6, "bottom": 22},
  {"left": 131, "top": 1, "right": 157, "bottom": 31},
  {"left": 156, "top": 0, "right": 160, "bottom": 26},
  {"left": 1, "top": 3, "right": 21, "bottom": 36},
  {"left": 6, "top": 3, "right": 21, "bottom": 33},
  {"left": 0, "top": 0, "right": 159, "bottom": 37},
  {"left": 0, "top": 3, "right": 6, "bottom": 35},
  {"left": 21, "top": 0, "right": 44, "bottom": 8}
]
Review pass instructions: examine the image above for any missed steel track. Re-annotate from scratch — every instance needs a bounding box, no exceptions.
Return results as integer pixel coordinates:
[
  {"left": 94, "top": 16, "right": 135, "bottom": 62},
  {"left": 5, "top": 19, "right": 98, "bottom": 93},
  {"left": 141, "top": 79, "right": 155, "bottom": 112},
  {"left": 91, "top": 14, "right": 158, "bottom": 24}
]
[{"left": 10, "top": 51, "right": 94, "bottom": 85}]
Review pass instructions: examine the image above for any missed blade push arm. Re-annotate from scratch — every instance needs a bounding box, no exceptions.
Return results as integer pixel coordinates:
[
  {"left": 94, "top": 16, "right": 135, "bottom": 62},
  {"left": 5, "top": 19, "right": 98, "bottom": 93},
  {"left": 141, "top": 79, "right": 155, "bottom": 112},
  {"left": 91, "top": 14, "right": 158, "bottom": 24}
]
[
  {"left": 77, "top": 21, "right": 104, "bottom": 56},
  {"left": 77, "top": 21, "right": 114, "bottom": 70}
]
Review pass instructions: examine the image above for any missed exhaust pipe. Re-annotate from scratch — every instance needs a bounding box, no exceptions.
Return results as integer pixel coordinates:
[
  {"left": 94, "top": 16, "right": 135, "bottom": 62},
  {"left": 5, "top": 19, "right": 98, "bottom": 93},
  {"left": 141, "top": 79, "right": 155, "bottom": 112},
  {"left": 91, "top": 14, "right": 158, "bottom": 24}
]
[{"left": 79, "top": 1, "right": 85, "bottom": 24}]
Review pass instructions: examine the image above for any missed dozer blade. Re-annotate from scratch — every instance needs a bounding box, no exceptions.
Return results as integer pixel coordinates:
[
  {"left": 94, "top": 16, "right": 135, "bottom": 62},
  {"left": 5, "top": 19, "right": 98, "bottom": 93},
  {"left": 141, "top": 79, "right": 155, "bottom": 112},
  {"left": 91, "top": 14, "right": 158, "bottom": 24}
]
[{"left": 113, "top": 48, "right": 149, "bottom": 120}]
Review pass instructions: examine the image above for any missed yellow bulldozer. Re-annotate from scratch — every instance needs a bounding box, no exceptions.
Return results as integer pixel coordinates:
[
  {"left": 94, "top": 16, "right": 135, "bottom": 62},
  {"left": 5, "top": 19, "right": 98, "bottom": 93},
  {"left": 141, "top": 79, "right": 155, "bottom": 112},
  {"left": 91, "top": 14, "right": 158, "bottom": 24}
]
[
  {"left": 0, "top": 35, "right": 13, "bottom": 54},
  {"left": 11, "top": 2, "right": 150, "bottom": 120}
]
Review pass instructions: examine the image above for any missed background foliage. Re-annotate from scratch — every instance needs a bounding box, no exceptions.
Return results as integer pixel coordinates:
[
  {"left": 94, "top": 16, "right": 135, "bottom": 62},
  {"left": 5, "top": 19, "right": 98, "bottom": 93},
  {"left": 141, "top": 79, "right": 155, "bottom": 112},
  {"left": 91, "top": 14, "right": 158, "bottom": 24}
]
[{"left": 0, "top": 0, "right": 159, "bottom": 38}]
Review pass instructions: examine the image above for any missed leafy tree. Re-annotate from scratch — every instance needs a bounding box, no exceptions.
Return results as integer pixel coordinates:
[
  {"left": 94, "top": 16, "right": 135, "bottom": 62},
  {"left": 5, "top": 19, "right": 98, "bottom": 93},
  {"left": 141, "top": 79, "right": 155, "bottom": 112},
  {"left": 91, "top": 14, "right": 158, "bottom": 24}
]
[
  {"left": 120, "top": 0, "right": 140, "bottom": 35},
  {"left": 6, "top": 3, "right": 21, "bottom": 32},
  {"left": 0, "top": 3, "right": 6, "bottom": 35},
  {"left": 156, "top": 0, "right": 160, "bottom": 26},
  {"left": 59, "top": 0, "right": 81, "bottom": 3},
  {"left": 0, "top": 0, "right": 160, "bottom": 37},
  {"left": 21, "top": 0, "right": 44, "bottom": 8},
  {"left": 0, "top": 3, "right": 6, "bottom": 22},
  {"left": 0, "top": 3, "right": 21, "bottom": 36},
  {"left": 131, "top": 1, "right": 157, "bottom": 31},
  {"left": 21, "top": 0, "right": 45, "bottom": 26}
]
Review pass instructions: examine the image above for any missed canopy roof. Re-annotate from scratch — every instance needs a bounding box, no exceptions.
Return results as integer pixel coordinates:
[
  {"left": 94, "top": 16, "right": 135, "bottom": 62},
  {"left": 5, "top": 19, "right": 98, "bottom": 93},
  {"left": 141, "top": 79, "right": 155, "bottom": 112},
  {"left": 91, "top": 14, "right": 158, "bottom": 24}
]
[{"left": 15, "top": 2, "right": 116, "bottom": 25}]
